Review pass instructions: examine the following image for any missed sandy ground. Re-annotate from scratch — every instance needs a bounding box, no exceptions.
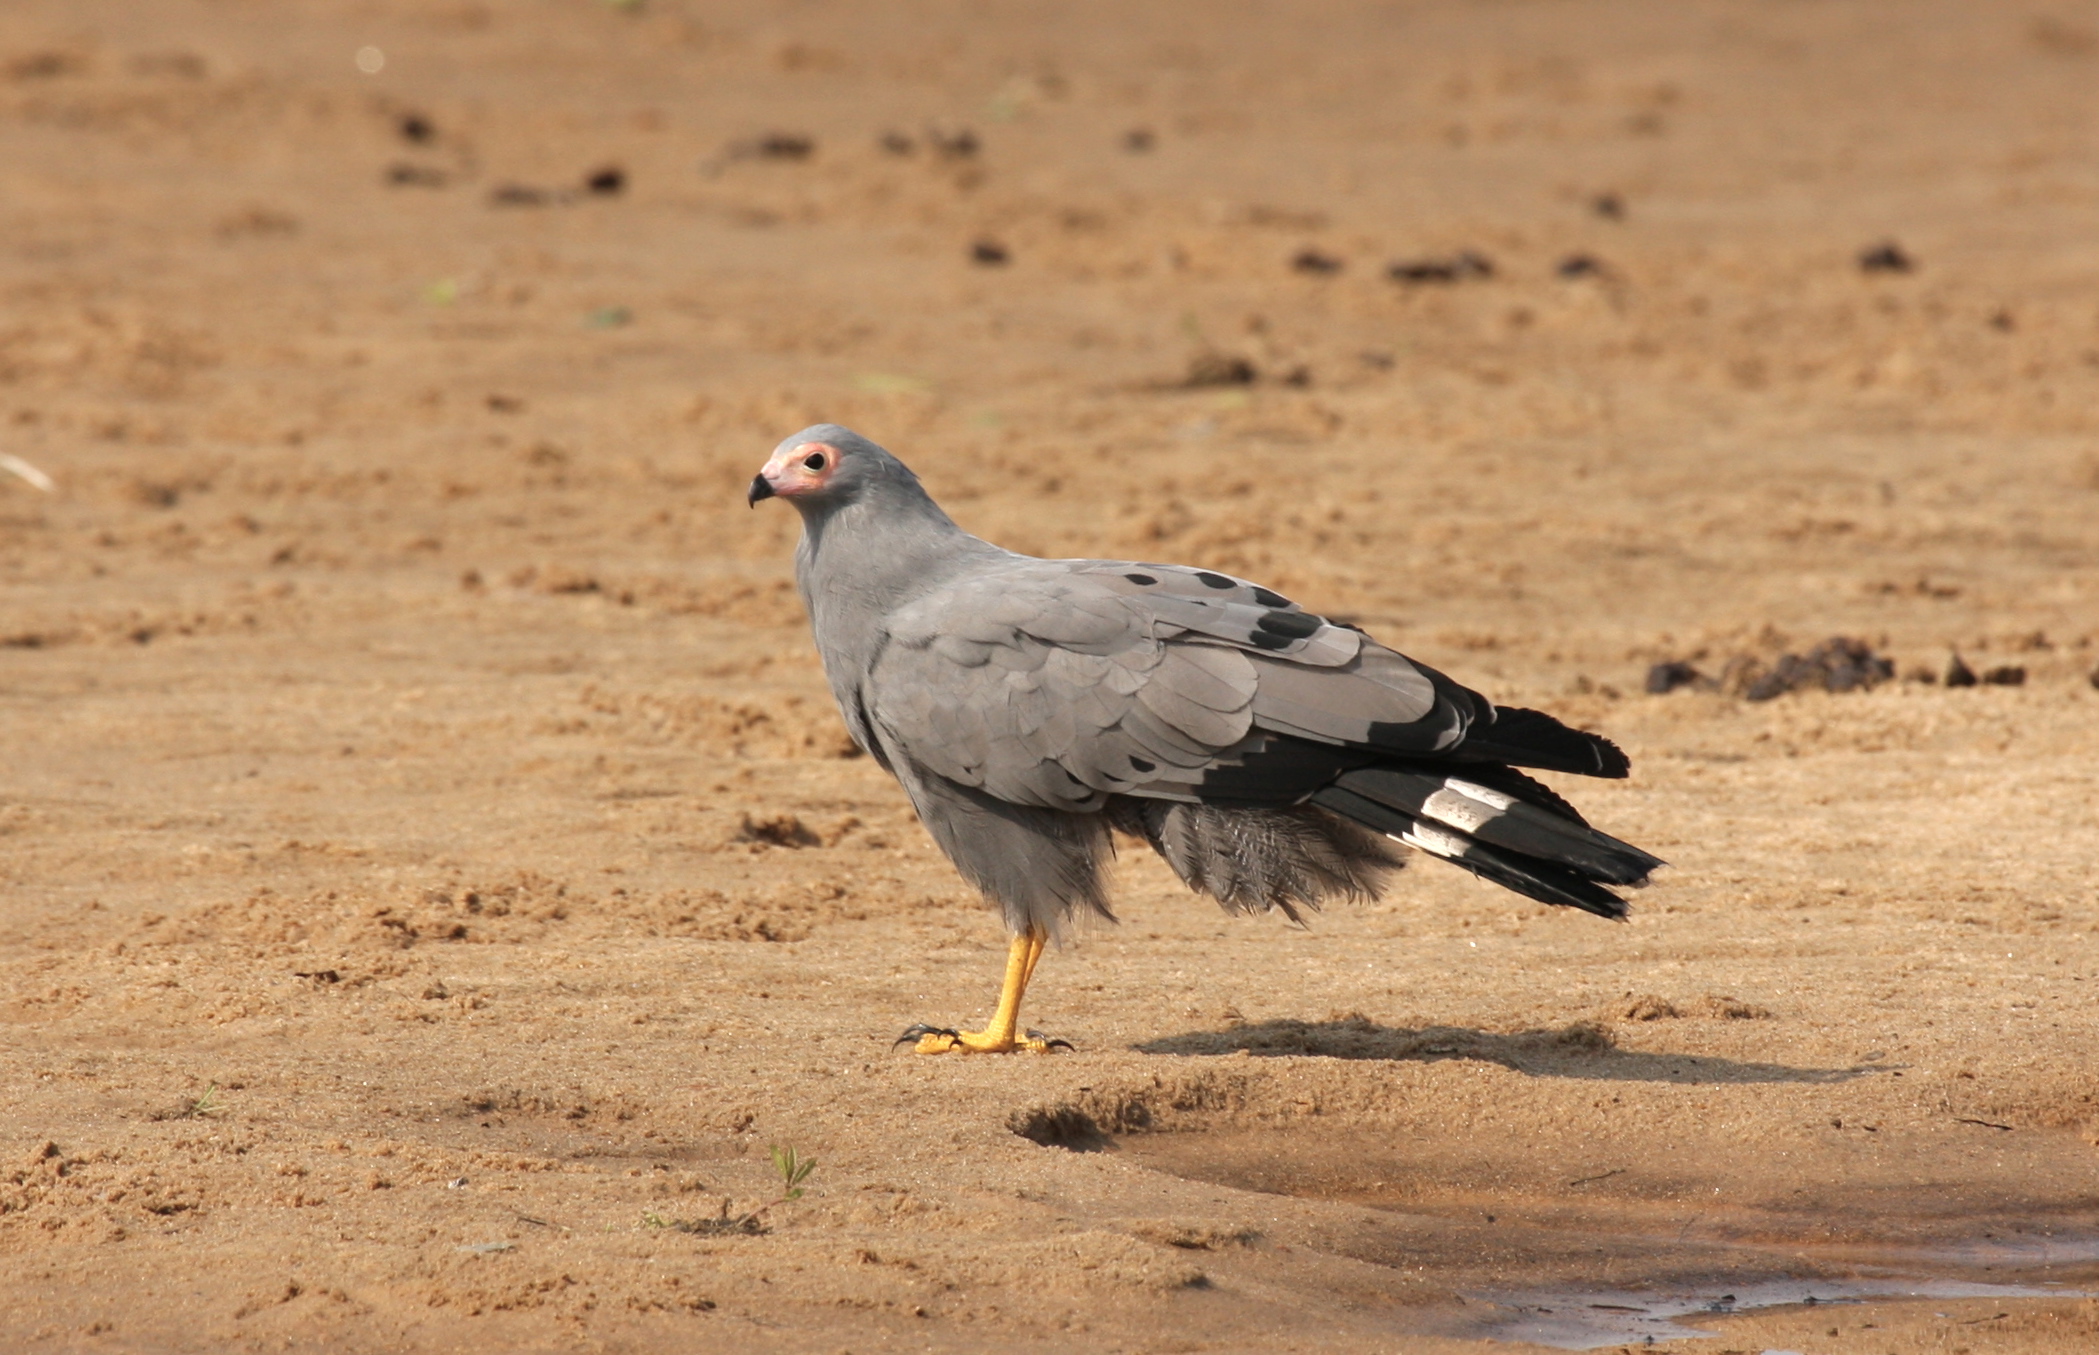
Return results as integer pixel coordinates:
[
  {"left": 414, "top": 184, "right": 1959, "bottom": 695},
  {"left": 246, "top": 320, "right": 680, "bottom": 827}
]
[{"left": 4, "top": 2, "right": 2099, "bottom": 1351}]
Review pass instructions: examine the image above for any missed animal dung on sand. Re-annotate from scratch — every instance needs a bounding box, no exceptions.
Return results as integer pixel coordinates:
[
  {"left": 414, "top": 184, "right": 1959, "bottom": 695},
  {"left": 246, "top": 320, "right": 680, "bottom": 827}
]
[
  {"left": 1743, "top": 637, "right": 1894, "bottom": 700},
  {"left": 1649, "top": 638, "right": 2047, "bottom": 699},
  {"left": 1646, "top": 636, "right": 1896, "bottom": 700}
]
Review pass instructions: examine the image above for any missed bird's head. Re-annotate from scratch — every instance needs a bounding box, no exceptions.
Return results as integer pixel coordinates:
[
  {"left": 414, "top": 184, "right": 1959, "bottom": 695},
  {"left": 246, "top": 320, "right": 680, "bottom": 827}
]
[{"left": 747, "top": 424, "right": 906, "bottom": 513}]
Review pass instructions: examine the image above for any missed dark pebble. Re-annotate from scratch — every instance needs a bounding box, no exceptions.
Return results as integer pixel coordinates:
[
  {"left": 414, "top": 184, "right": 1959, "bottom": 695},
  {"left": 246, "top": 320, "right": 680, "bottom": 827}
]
[
  {"left": 1945, "top": 653, "right": 1978, "bottom": 687},
  {"left": 1122, "top": 128, "right": 1155, "bottom": 153},
  {"left": 1557, "top": 254, "right": 1604, "bottom": 279},
  {"left": 970, "top": 239, "right": 1010, "bottom": 266},
  {"left": 1388, "top": 251, "right": 1494, "bottom": 285},
  {"left": 1981, "top": 665, "right": 2026, "bottom": 686},
  {"left": 1184, "top": 353, "right": 1257, "bottom": 387},
  {"left": 928, "top": 128, "right": 978, "bottom": 159},
  {"left": 386, "top": 163, "right": 448, "bottom": 188},
  {"left": 1645, "top": 660, "right": 1702, "bottom": 695},
  {"left": 1592, "top": 193, "right": 1624, "bottom": 220},
  {"left": 7, "top": 52, "right": 83, "bottom": 80},
  {"left": 747, "top": 133, "right": 814, "bottom": 161},
  {"left": 1859, "top": 241, "right": 1915, "bottom": 274},
  {"left": 1291, "top": 248, "right": 1343, "bottom": 275},
  {"left": 399, "top": 113, "right": 435, "bottom": 144},
  {"left": 879, "top": 131, "right": 915, "bottom": 155},
  {"left": 489, "top": 183, "right": 553, "bottom": 207},
  {"left": 1389, "top": 260, "right": 1454, "bottom": 283},
  {"left": 584, "top": 165, "right": 625, "bottom": 195}
]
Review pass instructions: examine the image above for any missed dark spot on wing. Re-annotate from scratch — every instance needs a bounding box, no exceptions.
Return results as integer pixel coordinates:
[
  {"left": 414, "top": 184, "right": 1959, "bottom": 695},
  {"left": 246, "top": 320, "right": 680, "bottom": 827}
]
[
  {"left": 1255, "top": 610, "right": 1323, "bottom": 640},
  {"left": 1195, "top": 572, "right": 1237, "bottom": 590},
  {"left": 1251, "top": 587, "right": 1290, "bottom": 607},
  {"left": 1247, "top": 630, "right": 1294, "bottom": 652},
  {"left": 1128, "top": 755, "right": 1156, "bottom": 773},
  {"left": 1123, "top": 573, "right": 1158, "bottom": 586},
  {"left": 1365, "top": 715, "right": 1464, "bottom": 753}
]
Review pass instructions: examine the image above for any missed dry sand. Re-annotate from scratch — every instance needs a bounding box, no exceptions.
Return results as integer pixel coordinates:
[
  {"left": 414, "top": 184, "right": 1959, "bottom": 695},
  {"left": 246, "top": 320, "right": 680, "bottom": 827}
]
[{"left": 4, "top": 2, "right": 2099, "bottom": 1351}]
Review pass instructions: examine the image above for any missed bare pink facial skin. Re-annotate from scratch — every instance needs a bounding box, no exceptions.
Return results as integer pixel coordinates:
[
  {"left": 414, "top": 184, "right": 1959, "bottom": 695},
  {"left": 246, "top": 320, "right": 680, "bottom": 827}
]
[{"left": 749, "top": 440, "right": 841, "bottom": 504}]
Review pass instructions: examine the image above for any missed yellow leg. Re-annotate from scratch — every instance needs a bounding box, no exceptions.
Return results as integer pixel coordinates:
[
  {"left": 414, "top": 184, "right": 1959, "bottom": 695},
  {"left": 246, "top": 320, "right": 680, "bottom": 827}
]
[
  {"left": 901, "top": 927, "right": 1067, "bottom": 1055},
  {"left": 1018, "top": 925, "right": 1047, "bottom": 991}
]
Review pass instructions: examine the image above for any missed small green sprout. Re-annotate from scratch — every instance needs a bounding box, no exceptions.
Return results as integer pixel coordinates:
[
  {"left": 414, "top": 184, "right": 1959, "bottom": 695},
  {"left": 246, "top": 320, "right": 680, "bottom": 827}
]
[
  {"left": 638, "top": 1149, "right": 816, "bottom": 1239},
  {"left": 770, "top": 1144, "right": 815, "bottom": 1201}
]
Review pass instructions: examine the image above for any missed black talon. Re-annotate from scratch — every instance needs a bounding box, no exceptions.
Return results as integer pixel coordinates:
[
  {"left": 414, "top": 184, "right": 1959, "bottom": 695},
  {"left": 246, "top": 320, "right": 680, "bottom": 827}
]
[
  {"left": 893, "top": 1023, "right": 958, "bottom": 1050},
  {"left": 1027, "top": 1029, "right": 1076, "bottom": 1053}
]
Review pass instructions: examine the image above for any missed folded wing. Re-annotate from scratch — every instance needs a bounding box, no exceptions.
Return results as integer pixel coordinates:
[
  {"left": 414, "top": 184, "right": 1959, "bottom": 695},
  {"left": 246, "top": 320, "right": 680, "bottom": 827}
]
[{"left": 868, "top": 557, "right": 1478, "bottom": 810}]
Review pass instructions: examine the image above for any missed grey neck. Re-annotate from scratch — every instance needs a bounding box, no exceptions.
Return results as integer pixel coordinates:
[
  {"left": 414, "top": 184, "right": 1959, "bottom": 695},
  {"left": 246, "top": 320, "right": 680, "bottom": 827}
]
[{"left": 793, "top": 483, "right": 999, "bottom": 669}]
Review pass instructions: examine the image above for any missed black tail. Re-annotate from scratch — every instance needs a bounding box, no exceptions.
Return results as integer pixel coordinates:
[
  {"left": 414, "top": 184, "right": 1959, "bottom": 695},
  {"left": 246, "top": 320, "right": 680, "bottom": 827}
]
[
  {"left": 1311, "top": 765, "right": 1663, "bottom": 920},
  {"left": 1455, "top": 706, "right": 1630, "bottom": 778}
]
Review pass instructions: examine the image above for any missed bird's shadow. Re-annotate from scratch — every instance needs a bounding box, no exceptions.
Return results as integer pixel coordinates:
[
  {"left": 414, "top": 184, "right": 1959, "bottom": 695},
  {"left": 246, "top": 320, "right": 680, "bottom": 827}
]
[{"left": 1137, "top": 1016, "right": 1880, "bottom": 1086}]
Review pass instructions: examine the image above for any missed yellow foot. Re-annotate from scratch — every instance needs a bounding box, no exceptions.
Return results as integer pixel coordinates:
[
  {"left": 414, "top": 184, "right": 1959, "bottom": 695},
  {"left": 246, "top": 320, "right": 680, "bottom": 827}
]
[{"left": 895, "top": 1024, "right": 1072, "bottom": 1055}]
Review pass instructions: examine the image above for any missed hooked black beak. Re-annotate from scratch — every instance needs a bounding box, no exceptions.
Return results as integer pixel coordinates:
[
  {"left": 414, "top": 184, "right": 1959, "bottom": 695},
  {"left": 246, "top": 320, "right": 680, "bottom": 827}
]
[{"left": 747, "top": 473, "right": 775, "bottom": 507}]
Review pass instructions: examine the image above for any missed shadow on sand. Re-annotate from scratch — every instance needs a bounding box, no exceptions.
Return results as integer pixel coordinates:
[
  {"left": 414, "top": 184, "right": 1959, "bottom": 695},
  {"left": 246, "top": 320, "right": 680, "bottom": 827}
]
[{"left": 1137, "top": 1015, "right": 1879, "bottom": 1086}]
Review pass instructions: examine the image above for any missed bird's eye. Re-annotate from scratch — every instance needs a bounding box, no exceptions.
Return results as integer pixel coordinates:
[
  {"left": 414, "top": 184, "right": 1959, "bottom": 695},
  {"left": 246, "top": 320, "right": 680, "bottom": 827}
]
[{"left": 802, "top": 452, "right": 827, "bottom": 471}]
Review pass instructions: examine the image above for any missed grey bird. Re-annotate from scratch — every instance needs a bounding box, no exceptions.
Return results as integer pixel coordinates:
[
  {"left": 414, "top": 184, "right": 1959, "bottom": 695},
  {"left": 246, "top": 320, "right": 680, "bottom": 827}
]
[{"left": 749, "top": 425, "right": 1662, "bottom": 1054}]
